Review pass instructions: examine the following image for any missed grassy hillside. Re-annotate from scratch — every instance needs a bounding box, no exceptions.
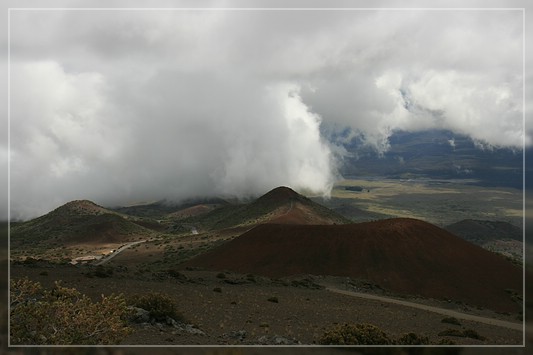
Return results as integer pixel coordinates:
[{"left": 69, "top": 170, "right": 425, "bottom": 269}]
[
  {"left": 112, "top": 198, "right": 228, "bottom": 218},
  {"left": 10, "top": 200, "right": 156, "bottom": 256}
]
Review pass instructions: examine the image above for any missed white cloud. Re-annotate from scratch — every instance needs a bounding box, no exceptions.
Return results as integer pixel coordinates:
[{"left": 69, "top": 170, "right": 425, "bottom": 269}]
[
  {"left": 9, "top": 58, "right": 336, "bottom": 219},
  {"left": 299, "top": 9, "right": 525, "bottom": 152},
  {"left": 5, "top": 4, "right": 528, "bottom": 219},
  {"left": 448, "top": 138, "right": 456, "bottom": 150},
  {"left": 376, "top": 69, "right": 524, "bottom": 148}
]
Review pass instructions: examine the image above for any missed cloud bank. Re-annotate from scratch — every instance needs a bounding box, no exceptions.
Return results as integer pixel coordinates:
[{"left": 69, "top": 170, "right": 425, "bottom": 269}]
[{"left": 5, "top": 6, "right": 528, "bottom": 219}]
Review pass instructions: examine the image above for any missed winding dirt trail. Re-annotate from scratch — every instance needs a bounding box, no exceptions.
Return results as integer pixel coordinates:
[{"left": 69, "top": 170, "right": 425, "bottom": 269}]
[
  {"left": 324, "top": 286, "right": 523, "bottom": 331},
  {"left": 95, "top": 240, "right": 146, "bottom": 266}
]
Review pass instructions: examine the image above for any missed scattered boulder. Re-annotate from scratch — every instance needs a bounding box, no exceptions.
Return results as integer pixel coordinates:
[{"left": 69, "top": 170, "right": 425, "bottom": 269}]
[
  {"left": 223, "top": 330, "right": 247, "bottom": 342},
  {"left": 128, "top": 306, "right": 150, "bottom": 324},
  {"left": 128, "top": 306, "right": 206, "bottom": 336},
  {"left": 173, "top": 324, "right": 206, "bottom": 336},
  {"left": 289, "top": 276, "right": 324, "bottom": 290},
  {"left": 166, "top": 269, "right": 190, "bottom": 282},
  {"left": 224, "top": 278, "right": 252, "bottom": 285}
]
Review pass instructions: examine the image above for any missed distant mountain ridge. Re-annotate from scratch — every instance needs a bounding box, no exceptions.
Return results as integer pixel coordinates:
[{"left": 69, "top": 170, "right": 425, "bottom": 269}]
[
  {"left": 112, "top": 197, "right": 229, "bottom": 218},
  {"left": 339, "top": 129, "right": 525, "bottom": 189}
]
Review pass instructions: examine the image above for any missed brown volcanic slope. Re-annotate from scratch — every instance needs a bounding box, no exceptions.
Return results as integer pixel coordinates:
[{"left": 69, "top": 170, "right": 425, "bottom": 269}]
[
  {"left": 11, "top": 200, "right": 154, "bottom": 248},
  {"left": 187, "top": 186, "right": 350, "bottom": 231},
  {"left": 183, "top": 218, "right": 522, "bottom": 313},
  {"left": 257, "top": 186, "right": 347, "bottom": 225}
]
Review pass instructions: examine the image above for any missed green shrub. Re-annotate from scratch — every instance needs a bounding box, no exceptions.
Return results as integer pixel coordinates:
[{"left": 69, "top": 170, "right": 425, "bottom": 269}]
[
  {"left": 94, "top": 265, "right": 113, "bottom": 277},
  {"left": 84, "top": 265, "right": 113, "bottom": 278},
  {"left": 396, "top": 332, "right": 430, "bottom": 345},
  {"left": 319, "top": 323, "right": 392, "bottom": 345},
  {"left": 166, "top": 269, "right": 188, "bottom": 281},
  {"left": 22, "top": 257, "right": 39, "bottom": 265},
  {"left": 128, "top": 292, "right": 184, "bottom": 322},
  {"left": 441, "top": 317, "right": 461, "bottom": 326},
  {"left": 10, "top": 278, "right": 132, "bottom": 345},
  {"left": 438, "top": 328, "right": 485, "bottom": 340},
  {"left": 438, "top": 329, "right": 463, "bottom": 337},
  {"left": 462, "top": 329, "right": 485, "bottom": 340}
]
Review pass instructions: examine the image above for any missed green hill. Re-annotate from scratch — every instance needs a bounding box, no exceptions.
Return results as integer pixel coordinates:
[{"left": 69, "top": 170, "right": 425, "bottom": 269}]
[{"left": 11, "top": 200, "right": 155, "bottom": 250}]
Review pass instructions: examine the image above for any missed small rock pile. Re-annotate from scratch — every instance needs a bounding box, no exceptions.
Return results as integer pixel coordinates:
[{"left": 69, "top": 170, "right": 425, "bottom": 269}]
[
  {"left": 128, "top": 306, "right": 206, "bottom": 336},
  {"left": 222, "top": 330, "right": 300, "bottom": 345}
]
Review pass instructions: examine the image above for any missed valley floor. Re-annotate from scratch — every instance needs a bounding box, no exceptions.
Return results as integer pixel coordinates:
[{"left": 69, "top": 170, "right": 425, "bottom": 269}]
[{"left": 10, "top": 263, "right": 524, "bottom": 346}]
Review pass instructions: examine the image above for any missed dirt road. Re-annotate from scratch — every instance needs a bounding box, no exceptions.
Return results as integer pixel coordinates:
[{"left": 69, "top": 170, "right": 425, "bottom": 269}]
[
  {"left": 325, "top": 286, "right": 523, "bottom": 331},
  {"left": 95, "top": 240, "right": 146, "bottom": 265}
]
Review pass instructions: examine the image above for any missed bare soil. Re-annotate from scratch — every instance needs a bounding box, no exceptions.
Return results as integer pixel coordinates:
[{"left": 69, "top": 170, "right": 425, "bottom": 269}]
[{"left": 10, "top": 264, "right": 524, "bottom": 346}]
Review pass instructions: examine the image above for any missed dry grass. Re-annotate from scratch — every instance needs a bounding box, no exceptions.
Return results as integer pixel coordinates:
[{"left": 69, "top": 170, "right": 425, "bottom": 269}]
[{"left": 327, "top": 178, "right": 523, "bottom": 227}]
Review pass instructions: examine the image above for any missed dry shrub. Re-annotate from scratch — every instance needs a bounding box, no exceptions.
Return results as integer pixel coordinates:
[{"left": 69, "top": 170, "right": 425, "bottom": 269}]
[
  {"left": 128, "top": 292, "right": 184, "bottom": 322},
  {"left": 441, "top": 317, "right": 461, "bottom": 326},
  {"left": 396, "top": 332, "right": 430, "bottom": 345},
  {"left": 318, "top": 323, "right": 392, "bottom": 345},
  {"left": 318, "top": 323, "right": 451, "bottom": 346},
  {"left": 10, "top": 278, "right": 132, "bottom": 345},
  {"left": 438, "top": 328, "right": 485, "bottom": 340},
  {"left": 462, "top": 329, "right": 486, "bottom": 340}
]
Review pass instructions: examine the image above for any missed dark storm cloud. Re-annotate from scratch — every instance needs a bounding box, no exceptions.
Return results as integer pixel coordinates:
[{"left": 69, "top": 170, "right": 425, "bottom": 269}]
[{"left": 3, "top": 1, "right": 529, "bottom": 219}]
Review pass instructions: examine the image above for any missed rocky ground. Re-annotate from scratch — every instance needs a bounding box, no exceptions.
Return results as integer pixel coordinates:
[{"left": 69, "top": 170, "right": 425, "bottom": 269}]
[{"left": 9, "top": 263, "right": 525, "bottom": 346}]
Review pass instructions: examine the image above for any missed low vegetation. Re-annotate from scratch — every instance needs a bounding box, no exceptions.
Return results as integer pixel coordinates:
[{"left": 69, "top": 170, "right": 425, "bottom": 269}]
[
  {"left": 128, "top": 292, "right": 185, "bottom": 323},
  {"left": 318, "top": 323, "right": 465, "bottom": 345},
  {"left": 441, "top": 317, "right": 461, "bottom": 326},
  {"left": 438, "top": 328, "right": 486, "bottom": 340},
  {"left": 84, "top": 265, "right": 114, "bottom": 278},
  {"left": 395, "top": 332, "right": 430, "bottom": 345},
  {"left": 10, "top": 278, "right": 132, "bottom": 345},
  {"left": 318, "top": 323, "right": 392, "bottom": 345}
]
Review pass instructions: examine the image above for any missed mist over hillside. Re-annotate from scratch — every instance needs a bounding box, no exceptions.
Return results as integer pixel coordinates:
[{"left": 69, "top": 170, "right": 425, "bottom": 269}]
[{"left": 6, "top": 130, "right": 527, "bottom": 222}]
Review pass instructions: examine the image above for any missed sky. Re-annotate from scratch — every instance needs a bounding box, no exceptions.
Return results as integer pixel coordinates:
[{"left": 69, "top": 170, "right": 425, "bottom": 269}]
[{"left": 2, "top": 0, "right": 531, "bottom": 220}]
